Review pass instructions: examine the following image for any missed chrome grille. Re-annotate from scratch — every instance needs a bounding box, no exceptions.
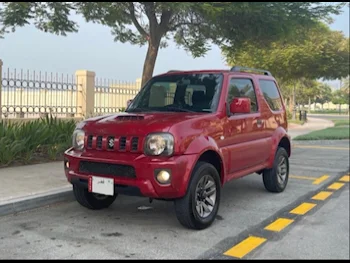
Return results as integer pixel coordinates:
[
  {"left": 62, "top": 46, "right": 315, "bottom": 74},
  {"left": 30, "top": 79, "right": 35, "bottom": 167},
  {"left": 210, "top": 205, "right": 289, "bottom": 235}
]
[
  {"left": 96, "top": 136, "right": 103, "bottom": 149},
  {"left": 107, "top": 136, "right": 115, "bottom": 150},
  {"left": 131, "top": 137, "right": 139, "bottom": 151},
  {"left": 87, "top": 135, "right": 93, "bottom": 148},
  {"left": 119, "top": 137, "right": 126, "bottom": 150},
  {"left": 85, "top": 135, "right": 140, "bottom": 152},
  {"left": 79, "top": 161, "right": 136, "bottom": 178}
]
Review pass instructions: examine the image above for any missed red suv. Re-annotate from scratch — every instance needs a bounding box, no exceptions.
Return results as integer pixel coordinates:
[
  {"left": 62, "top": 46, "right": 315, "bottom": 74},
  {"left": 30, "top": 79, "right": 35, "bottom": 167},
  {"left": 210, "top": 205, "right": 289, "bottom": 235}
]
[{"left": 64, "top": 66, "right": 291, "bottom": 230}]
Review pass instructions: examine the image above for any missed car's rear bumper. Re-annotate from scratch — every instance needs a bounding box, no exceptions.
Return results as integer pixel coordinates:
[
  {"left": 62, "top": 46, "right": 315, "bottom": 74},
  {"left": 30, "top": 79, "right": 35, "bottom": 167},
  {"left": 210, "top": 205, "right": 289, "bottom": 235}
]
[{"left": 63, "top": 148, "right": 197, "bottom": 199}]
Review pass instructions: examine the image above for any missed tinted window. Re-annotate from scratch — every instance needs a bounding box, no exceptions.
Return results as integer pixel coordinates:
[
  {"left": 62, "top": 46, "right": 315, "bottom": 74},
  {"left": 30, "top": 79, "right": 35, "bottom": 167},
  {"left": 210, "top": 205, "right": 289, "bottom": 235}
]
[
  {"left": 228, "top": 78, "right": 258, "bottom": 112},
  {"left": 126, "top": 73, "right": 223, "bottom": 113},
  {"left": 259, "top": 80, "right": 283, "bottom": 111}
]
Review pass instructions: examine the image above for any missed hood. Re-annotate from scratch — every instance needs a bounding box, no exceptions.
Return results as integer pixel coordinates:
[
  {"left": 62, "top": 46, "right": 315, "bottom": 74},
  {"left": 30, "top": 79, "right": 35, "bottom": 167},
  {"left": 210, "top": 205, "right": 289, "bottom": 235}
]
[{"left": 80, "top": 112, "right": 206, "bottom": 136}]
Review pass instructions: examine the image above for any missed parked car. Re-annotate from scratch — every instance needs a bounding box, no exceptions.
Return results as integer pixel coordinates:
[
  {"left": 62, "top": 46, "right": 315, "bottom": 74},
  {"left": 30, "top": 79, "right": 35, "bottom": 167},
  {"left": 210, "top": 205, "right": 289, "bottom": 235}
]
[{"left": 64, "top": 66, "right": 291, "bottom": 230}]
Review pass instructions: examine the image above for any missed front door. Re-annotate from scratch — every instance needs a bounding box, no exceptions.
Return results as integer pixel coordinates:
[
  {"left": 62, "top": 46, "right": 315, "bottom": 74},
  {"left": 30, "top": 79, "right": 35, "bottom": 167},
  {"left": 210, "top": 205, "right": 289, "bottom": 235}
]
[{"left": 223, "top": 77, "right": 268, "bottom": 174}]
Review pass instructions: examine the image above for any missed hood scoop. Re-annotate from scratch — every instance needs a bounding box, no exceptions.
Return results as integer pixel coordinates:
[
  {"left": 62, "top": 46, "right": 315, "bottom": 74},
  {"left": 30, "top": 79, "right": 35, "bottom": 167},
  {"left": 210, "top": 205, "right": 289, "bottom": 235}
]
[{"left": 116, "top": 115, "right": 144, "bottom": 121}]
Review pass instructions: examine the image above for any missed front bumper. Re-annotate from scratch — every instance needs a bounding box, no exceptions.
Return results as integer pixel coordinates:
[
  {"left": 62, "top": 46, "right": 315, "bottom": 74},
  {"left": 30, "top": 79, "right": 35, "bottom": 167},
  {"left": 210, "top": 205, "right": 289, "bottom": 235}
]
[{"left": 63, "top": 148, "right": 197, "bottom": 199}]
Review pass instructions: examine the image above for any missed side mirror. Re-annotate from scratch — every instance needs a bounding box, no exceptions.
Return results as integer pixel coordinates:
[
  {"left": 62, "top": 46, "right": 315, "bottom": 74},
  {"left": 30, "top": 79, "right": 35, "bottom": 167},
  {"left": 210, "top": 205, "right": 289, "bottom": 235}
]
[
  {"left": 127, "top": 99, "right": 133, "bottom": 107},
  {"left": 229, "top": 97, "right": 251, "bottom": 114}
]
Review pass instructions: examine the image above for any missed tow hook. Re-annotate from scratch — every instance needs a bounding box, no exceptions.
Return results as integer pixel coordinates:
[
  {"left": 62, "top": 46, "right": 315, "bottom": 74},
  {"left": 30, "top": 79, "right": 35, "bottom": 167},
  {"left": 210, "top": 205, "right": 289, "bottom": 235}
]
[{"left": 149, "top": 198, "right": 153, "bottom": 203}]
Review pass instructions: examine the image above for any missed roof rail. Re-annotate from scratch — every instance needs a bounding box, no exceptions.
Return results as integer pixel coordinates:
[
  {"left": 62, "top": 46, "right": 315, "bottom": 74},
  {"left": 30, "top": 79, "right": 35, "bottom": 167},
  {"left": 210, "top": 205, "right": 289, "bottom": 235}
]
[
  {"left": 230, "top": 66, "right": 272, "bottom": 76},
  {"left": 167, "top": 70, "right": 182, "bottom": 73}
]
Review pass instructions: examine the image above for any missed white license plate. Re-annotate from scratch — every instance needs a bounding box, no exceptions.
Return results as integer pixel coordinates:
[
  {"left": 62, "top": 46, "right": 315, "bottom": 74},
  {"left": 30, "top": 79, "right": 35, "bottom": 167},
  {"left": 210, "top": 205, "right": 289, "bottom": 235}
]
[{"left": 88, "top": 176, "right": 114, "bottom": 196}]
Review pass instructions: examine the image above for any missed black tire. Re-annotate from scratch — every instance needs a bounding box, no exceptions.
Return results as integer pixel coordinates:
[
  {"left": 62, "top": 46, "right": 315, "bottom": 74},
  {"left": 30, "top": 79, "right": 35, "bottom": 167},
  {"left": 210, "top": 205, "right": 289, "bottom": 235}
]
[
  {"left": 73, "top": 184, "right": 118, "bottom": 210},
  {"left": 174, "top": 161, "right": 221, "bottom": 230},
  {"left": 263, "top": 147, "right": 289, "bottom": 193}
]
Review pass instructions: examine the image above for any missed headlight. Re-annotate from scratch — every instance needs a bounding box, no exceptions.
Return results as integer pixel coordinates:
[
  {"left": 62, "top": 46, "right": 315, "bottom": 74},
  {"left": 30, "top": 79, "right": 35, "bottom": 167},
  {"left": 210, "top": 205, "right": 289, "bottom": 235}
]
[
  {"left": 72, "top": 129, "right": 85, "bottom": 150},
  {"left": 144, "top": 133, "right": 174, "bottom": 156}
]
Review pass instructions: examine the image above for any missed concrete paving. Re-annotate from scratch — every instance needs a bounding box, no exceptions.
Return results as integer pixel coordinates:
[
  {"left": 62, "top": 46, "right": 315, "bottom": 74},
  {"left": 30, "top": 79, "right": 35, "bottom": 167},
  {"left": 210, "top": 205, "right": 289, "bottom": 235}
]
[
  {"left": 0, "top": 162, "right": 70, "bottom": 205},
  {"left": 0, "top": 140, "right": 348, "bottom": 259},
  {"left": 308, "top": 114, "right": 349, "bottom": 121}
]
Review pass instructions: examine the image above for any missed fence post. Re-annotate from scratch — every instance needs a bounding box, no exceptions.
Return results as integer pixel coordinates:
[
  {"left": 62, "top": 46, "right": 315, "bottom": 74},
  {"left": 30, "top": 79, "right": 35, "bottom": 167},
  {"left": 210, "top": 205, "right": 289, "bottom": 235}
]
[
  {"left": 0, "top": 59, "right": 2, "bottom": 120},
  {"left": 136, "top": 78, "right": 142, "bottom": 90},
  {"left": 75, "top": 70, "right": 95, "bottom": 118}
]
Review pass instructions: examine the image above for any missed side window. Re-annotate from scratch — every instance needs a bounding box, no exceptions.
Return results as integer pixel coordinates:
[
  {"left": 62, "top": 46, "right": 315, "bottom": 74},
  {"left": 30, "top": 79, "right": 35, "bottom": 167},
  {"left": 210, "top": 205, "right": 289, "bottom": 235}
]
[
  {"left": 259, "top": 80, "right": 283, "bottom": 111},
  {"left": 228, "top": 78, "right": 258, "bottom": 112}
]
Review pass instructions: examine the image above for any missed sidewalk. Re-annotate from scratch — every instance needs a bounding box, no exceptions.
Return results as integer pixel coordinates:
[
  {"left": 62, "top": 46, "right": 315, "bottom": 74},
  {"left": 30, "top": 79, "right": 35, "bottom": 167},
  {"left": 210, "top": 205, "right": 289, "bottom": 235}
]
[
  {"left": 0, "top": 162, "right": 72, "bottom": 215},
  {"left": 0, "top": 117, "right": 334, "bottom": 216},
  {"left": 288, "top": 117, "right": 334, "bottom": 139}
]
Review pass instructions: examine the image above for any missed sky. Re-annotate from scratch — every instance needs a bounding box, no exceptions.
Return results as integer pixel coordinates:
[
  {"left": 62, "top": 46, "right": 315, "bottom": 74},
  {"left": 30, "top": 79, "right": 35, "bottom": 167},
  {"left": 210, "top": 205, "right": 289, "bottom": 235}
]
[{"left": 0, "top": 4, "right": 349, "bottom": 87}]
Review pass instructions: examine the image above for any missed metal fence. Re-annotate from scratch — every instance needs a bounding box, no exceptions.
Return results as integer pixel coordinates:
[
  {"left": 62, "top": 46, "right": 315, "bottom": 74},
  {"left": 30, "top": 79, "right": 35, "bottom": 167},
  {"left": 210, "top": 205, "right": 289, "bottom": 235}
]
[
  {"left": 0, "top": 65, "right": 142, "bottom": 119},
  {"left": 94, "top": 78, "right": 140, "bottom": 114},
  {"left": 1, "top": 68, "right": 78, "bottom": 119}
]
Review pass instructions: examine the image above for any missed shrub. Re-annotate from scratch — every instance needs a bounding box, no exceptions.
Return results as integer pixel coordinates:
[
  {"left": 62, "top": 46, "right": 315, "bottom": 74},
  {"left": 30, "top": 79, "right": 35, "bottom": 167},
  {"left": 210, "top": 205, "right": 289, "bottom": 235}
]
[{"left": 0, "top": 115, "right": 76, "bottom": 167}]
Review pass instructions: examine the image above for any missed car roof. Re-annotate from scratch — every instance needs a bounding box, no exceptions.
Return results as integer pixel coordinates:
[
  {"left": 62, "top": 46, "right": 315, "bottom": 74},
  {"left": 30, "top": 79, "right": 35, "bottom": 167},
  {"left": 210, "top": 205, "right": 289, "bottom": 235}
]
[{"left": 155, "top": 66, "right": 275, "bottom": 79}]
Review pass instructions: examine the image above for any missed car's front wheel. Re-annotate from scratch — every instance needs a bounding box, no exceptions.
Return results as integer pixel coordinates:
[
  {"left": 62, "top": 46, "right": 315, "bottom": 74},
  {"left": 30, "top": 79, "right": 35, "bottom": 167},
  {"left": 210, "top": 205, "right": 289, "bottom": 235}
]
[
  {"left": 262, "top": 147, "right": 289, "bottom": 193},
  {"left": 174, "top": 162, "right": 221, "bottom": 230},
  {"left": 73, "top": 184, "right": 118, "bottom": 210}
]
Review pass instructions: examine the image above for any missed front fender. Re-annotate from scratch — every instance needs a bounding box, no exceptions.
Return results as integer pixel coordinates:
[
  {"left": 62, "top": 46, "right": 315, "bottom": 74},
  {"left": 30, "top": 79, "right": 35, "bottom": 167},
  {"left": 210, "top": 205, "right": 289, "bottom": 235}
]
[
  {"left": 183, "top": 135, "right": 221, "bottom": 155},
  {"left": 182, "top": 135, "right": 226, "bottom": 186}
]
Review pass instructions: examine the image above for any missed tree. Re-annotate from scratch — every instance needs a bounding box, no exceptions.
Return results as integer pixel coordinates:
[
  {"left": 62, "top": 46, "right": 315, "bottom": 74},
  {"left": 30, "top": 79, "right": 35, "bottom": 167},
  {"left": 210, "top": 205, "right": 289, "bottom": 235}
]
[
  {"left": 0, "top": 2, "right": 346, "bottom": 86},
  {"left": 332, "top": 87, "right": 349, "bottom": 113},
  {"left": 315, "top": 83, "right": 333, "bottom": 109},
  {"left": 341, "top": 76, "right": 349, "bottom": 94},
  {"left": 224, "top": 22, "right": 349, "bottom": 82},
  {"left": 223, "top": 21, "right": 349, "bottom": 119}
]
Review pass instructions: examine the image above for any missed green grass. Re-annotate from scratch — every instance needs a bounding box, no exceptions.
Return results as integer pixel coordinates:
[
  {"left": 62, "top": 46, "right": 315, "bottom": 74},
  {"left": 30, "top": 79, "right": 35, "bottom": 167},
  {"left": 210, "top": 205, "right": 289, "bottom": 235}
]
[
  {"left": 0, "top": 115, "right": 76, "bottom": 168},
  {"left": 294, "top": 126, "right": 350, "bottom": 141},
  {"left": 310, "top": 110, "right": 349, "bottom": 115},
  {"left": 332, "top": 119, "right": 350, "bottom": 127}
]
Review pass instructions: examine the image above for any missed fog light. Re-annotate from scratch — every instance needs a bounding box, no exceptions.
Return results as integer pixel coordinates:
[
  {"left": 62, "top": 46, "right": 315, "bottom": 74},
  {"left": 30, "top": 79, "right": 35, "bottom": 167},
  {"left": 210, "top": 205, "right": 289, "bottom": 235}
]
[{"left": 156, "top": 170, "right": 171, "bottom": 184}]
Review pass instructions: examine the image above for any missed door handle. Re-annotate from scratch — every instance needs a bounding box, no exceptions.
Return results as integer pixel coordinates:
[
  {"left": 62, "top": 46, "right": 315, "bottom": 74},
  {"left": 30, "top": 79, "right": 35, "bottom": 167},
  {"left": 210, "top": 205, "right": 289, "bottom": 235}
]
[{"left": 257, "top": 119, "right": 264, "bottom": 127}]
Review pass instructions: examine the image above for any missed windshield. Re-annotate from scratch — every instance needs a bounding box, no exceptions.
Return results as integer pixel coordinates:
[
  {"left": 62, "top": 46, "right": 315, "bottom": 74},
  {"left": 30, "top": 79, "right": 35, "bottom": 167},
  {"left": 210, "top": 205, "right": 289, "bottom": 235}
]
[{"left": 126, "top": 73, "right": 223, "bottom": 113}]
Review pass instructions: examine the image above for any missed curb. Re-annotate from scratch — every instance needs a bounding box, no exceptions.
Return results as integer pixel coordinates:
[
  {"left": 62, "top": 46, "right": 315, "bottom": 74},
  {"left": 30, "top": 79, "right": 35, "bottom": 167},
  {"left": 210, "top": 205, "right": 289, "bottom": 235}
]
[{"left": 0, "top": 187, "right": 74, "bottom": 217}]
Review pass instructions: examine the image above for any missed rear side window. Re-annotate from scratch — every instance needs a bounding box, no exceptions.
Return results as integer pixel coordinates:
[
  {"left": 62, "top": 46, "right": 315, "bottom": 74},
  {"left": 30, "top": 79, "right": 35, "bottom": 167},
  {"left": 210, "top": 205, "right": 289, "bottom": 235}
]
[{"left": 259, "top": 80, "right": 283, "bottom": 111}]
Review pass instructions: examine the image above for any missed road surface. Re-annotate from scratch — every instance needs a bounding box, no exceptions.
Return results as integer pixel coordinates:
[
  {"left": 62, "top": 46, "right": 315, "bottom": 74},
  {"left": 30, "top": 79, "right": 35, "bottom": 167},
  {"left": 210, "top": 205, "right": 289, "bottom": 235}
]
[{"left": 0, "top": 140, "right": 349, "bottom": 259}]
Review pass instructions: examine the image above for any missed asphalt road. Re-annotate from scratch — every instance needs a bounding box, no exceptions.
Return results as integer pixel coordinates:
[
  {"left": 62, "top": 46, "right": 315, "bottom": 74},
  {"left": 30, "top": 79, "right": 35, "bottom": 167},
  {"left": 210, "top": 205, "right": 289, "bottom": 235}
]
[
  {"left": 252, "top": 187, "right": 349, "bottom": 259},
  {"left": 0, "top": 140, "right": 349, "bottom": 260}
]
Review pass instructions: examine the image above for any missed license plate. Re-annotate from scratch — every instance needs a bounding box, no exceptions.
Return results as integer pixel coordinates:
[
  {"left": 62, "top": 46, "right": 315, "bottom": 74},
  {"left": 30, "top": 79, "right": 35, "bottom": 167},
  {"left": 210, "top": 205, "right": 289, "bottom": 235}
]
[{"left": 88, "top": 176, "right": 114, "bottom": 196}]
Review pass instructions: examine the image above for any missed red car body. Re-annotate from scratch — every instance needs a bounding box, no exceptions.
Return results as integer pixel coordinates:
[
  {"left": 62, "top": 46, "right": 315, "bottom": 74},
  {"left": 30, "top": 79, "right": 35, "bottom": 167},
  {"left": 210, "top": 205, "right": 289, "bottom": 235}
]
[{"left": 64, "top": 69, "right": 291, "bottom": 201}]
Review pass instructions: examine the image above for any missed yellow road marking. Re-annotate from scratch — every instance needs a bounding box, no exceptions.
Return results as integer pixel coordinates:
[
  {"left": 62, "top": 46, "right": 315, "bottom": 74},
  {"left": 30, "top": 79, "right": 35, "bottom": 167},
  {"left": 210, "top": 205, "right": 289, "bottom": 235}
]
[
  {"left": 339, "top": 175, "right": 350, "bottom": 183},
  {"left": 264, "top": 218, "right": 294, "bottom": 232},
  {"left": 327, "top": 182, "right": 345, "bottom": 190},
  {"left": 312, "top": 175, "right": 330, "bottom": 185},
  {"left": 290, "top": 175, "right": 315, "bottom": 181},
  {"left": 289, "top": 174, "right": 330, "bottom": 185},
  {"left": 293, "top": 145, "right": 349, "bottom": 151},
  {"left": 223, "top": 236, "right": 267, "bottom": 259},
  {"left": 312, "top": 191, "right": 333, "bottom": 201},
  {"left": 290, "top": 202, "right": 316, "bottom": 215}
]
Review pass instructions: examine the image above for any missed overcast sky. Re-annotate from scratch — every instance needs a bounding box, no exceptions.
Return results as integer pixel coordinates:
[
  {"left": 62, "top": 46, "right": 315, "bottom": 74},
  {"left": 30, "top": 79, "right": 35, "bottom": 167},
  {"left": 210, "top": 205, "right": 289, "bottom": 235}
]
[{"left": 0, "top": 4, "right": 349, "bottom": 87}]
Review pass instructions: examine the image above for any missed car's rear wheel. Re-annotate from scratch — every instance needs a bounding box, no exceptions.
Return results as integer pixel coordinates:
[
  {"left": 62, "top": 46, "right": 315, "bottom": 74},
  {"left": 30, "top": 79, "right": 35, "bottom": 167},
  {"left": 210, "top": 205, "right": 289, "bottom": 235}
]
[
  {"left": 73, "top": 184, "right": 118, "bottom": 210},
  {"left": 263, "top": 147, "right": 289, "bottom": 193},
  {"left": 174, "top": 161, "right": 221, "bottom": 230}
]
